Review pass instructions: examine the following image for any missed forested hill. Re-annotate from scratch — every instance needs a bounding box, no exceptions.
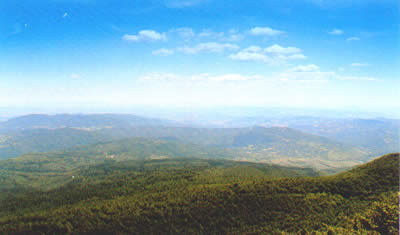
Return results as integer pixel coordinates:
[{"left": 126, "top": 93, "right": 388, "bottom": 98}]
[
  {"left": 0, "top": 137, "right": 234, "bottom": 191},
  {"left": 0, "top": 153, "right": 398, "bottom": 234},
  {"left": 0, "top": 128, "right": 116, "bottom": 159},
  {"left": 0, "top": 124, "right": 369, "bottom": 171}
]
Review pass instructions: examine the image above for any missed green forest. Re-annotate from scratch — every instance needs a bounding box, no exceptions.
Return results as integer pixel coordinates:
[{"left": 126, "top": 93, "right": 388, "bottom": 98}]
[{"left": 0, "top": 151, "right": 398, "bottom": 234}]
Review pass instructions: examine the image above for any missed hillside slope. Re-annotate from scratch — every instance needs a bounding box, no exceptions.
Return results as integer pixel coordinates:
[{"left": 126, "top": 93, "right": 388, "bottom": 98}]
[
  {"left": 0, "top": 124, "right": 369, "bottom": 171},
  {"left": 226, "top": 126, "right": 369, "bottom": 169},
  {"left": 217, "top": 116, "right": 399, "bottom": 156},
  {"left": 0, "top": 128, "right": 116, "bottom": 160},
  {"left": 100, "top": 126, "right": 369, "bottom": 169},
  {"left": 0, "top": 137, "right": 234, "bottom": 191},
  {"left": 0, "top": 153, "right": 398, "bottom": 234}
]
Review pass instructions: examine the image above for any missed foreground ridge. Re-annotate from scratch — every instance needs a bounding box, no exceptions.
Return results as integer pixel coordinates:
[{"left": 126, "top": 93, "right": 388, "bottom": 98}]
[{"left": 0, "top": 153, "right": 398, "bottom": 234}]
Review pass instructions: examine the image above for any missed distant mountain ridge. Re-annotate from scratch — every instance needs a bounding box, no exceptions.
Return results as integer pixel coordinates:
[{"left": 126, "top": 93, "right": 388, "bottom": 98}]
[
  {"left": 0, "top": 113, "right": 175, "bottom": 131},
  {"left": 0, "top": 113, "right": 391, "bottom": 170},
  {"left": 212, "top": 115, "right": 400, "bottom": 156}
]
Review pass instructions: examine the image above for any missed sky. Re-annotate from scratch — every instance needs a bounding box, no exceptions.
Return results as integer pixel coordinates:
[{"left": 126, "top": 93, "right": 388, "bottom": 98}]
[{"left": 0, "top": 0, "right": 399, "bottom": 114}]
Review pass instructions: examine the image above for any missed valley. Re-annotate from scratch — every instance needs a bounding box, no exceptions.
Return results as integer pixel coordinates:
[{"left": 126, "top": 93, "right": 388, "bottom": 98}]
[
  {"left": 0, "top": 114, "right": 390, "bottom": 171},
  {"left": 0, "top": 113, "right": 398, "bottom": 234}
]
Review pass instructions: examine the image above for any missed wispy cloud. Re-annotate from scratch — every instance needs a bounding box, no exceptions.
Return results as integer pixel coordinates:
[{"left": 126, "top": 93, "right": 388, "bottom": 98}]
[
  {"left": 328, "top": 29, "right": 344, "bottom": 35},
  {"left": 229, "top": 50, "right": 270, "bottom": 63},
  {"left": 351, "top": 62, "right": 369, "bottom": 67},
  {"left": 70, "top": 73, "right": 80, "bottom": 79},
  {"left": 139, "top": 72, "right": 263, "bottom": 82},
  {"left": 152, "top": 48, "right": 174, "bottom": 56},
  {"left": 139, "top": 68, "right": 379, "bottom": 85},
  {"left": 198, "top": 29, "right": 224, "bottom": 38},
  {"left": 337, "top": 75, "right": 377, "bottom": 81},
  {"left": 165, "top": 0, "right": 208, "bottom": 8},
  {"left": 264, "top": 44, "right": 302, "bottom": 54},
  {"left": 123, "top": 30, "right": 167, "bottom": 42},
  {"left": 249, "top": 26, "right": 285, "bottom": 36},
  {"left": 171, "top": 27, "right": 195, "bottom": 39},
  {"left": 290, "top": 64, "right": 320, "bottom": 72},
  {"left": 139, "top": 72, "right": 179, "bottom": 81},
  {"left": 191, "top": 73, "right": 262, "bottom": 82},
  {"left": 346, "top": 37, "right": 360, "bottom": 41},
  {"left": 178, "top": 42, "right": 239, "bottom": 54},
  {"left": 229, "top": 44, "right": 306, "bottom": 65},
  {"left": 281, "top": 65, "right": 378, "bottom": 82},
  {"left": 62, "top": 12, "right": 68, "bottom": 18},
  {"left": 197, "top": 29, "right": 244, "bottom": 42}
]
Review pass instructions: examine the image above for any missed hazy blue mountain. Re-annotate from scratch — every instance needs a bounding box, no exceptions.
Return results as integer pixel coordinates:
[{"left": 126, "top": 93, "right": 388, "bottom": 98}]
[
  {"left": 0, "top": 114, "right": 175, "bottom": 132},
  {"left": 0, "top": 125, "right": 369, "bottom": 170},
  {"left": 212, "top": 116, "right": 399, "bottom": 156},
  {"left": 287, "top": 118, "right": 399, "bottom": 156},
  {"left": 0, "top": 114, "right": 384, "bottom": 170},
  {"left": 100, "top": 126, "right": 370, "bottom": 168}
]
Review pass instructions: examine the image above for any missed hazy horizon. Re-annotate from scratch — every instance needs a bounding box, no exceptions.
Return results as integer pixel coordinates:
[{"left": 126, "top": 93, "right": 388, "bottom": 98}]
[{"left": 1, "top": 105, "right": 400, "bottom": 122}]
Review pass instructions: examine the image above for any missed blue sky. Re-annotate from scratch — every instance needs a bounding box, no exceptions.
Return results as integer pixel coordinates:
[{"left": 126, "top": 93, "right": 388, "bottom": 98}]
[{"left": 0, "top": 0, "right": 399, "bottom": 113}]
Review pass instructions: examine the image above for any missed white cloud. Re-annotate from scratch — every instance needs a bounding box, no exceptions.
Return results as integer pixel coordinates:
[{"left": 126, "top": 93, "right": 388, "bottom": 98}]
[
  {"left": 139, "top": 72, "right": 179, "bottom": 81},
  {"left": 172, "top": 27, "right": 195, "bottom": 39},
  {"left": 123, "top": 30, "right": 167, "bottom": 42},
  {"left": 224, "top": 29, "right": 244, "bottom": 42},
  {"left": 346, "top": 37, "right": 360, "bottom": 41},
  {"left": 178, "top": 42, "right": 239, "bottom": 54},
  {"left": 226, "top": 34, "right": 244, "bottom": 42},
  {"left": 290, "top": 64, "right": 320, "bottom": 72},
  {"left": 230, "top": 44, "right": 306, "bottom": 64},
  {"left": 166, "top": 0, "right": 207, "bottom": 8},
  {"left": 285, "top": 54, "right": 306, "bottom": 60},
  {"left": 337, "top": 75, "right": 377, "bottom": 81},
  {"left": 198, "top": 29, "right": 225, "bottom": 38},
  {"left": 249, "top": 27, "right": 284, "bottom": 36},
  {"left": 122, "top": 35, "right": 140, "bottom": 41},
  {"left": 139, "top": 72, "right": 263, "bottom": 83},
  {"left": 191, "top": 73, "right": 262, "bottom": 82},
  {"left": 229, "top": 51, "right": 270, "bottom": 63},
  {"left": 351, "top": 63, "right": 369, "bottom": 67},
  {"left": 152, "top": 48, "right": 174, "bottom": 56},
  {"left": 264, "top": 44, "right": 302, "bottom": 54},
  {"left": 281, "top": 65, "right": 378, "bottom": 82},
  {"left": 62, "top": 12, "right": 68, "bottom": 18},
  {"left": 139, "top": 68, "right": 378, "bottom": 86},
  {"left": 197, "top": 29, "right": 244, "bottom": 42},
  {"left": 243, "top": 46, "right": 263, "bottom": 53},
  {"left": 70, "top": 73, "right": 80, "bottom": 79},
  {"left": 328, "top": 29, "right": 344, "bottom": 35},
  {"left": 279, "top": 71, "right": 334, "bottom": 83}
]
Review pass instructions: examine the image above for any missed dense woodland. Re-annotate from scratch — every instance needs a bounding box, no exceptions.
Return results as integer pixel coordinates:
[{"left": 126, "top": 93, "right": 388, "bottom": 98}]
[{"left": 0, "top": 152, "right": 398, "bottom": 234}]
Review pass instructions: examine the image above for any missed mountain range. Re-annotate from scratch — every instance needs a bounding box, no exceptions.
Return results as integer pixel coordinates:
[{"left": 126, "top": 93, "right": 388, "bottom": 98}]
[{"left": 0, "top": 114, "right": 397, "bottom": 170}]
